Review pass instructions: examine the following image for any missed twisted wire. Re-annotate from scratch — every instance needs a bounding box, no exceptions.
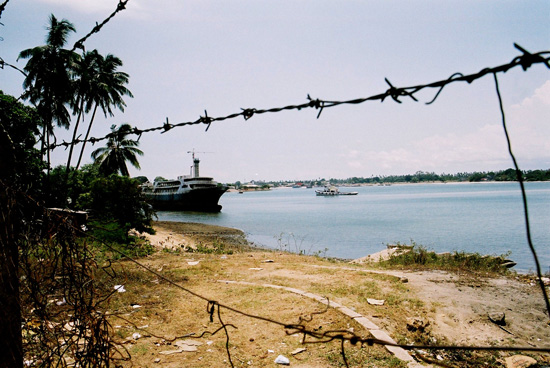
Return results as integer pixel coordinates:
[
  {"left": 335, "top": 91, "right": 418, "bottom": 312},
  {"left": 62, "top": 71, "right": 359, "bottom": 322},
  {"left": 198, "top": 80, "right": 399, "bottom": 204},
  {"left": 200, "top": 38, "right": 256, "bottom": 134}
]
[{"left": 47, "top": 44, "right": 550, "bottom": 151}]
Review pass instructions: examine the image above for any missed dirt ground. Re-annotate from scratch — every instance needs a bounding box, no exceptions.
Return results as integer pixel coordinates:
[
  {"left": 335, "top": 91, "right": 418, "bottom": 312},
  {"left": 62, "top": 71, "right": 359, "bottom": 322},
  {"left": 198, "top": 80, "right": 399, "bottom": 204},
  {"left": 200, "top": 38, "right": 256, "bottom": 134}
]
[{"left": 120, "top": 221, "right": 550, "bottom": 367}]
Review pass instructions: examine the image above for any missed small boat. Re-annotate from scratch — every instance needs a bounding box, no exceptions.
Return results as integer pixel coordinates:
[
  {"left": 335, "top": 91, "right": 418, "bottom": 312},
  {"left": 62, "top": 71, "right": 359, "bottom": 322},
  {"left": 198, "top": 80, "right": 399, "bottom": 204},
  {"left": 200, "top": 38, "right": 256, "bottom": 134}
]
[
  {"left": 142, "top": 153, "right": 227, "bottom": 212},
  {"left": 315, "top": 186, "right": 358, "bottom": 196}
]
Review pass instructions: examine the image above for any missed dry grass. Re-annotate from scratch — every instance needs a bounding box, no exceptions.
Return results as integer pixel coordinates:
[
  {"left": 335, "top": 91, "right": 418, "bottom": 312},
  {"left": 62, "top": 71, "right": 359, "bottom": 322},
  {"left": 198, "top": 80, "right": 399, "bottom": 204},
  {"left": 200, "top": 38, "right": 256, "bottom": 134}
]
[{"left": 99, "top": 223, "right": 419, "bottom": 367}]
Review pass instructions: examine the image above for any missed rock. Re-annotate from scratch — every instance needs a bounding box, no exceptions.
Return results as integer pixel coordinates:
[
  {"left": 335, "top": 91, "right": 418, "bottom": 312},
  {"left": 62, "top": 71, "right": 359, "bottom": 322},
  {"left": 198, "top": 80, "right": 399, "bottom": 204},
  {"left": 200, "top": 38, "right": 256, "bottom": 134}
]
[
  {"left": 505, "top": 355, "right": 537, "bottom": 368},
  {"left": 400, "top": 277, "right": 409, "bottom": 283},
  {"left": 114, "top": 285, "right": 126, "bottom": 293},
  {"left": 132, "top": 332, "right": 141, "bottom": 340},
  {"left": 488, "top": 312, "right": 506, "bottom": 326},
  {"left": 159, "top": 349, "right": 185, "bottom": 355},
  {"left": 153, "top": 358, "right": 161, "bottom": 363},
  {"left": 274, "top": 355, "right": 290, "bottom": 365}
]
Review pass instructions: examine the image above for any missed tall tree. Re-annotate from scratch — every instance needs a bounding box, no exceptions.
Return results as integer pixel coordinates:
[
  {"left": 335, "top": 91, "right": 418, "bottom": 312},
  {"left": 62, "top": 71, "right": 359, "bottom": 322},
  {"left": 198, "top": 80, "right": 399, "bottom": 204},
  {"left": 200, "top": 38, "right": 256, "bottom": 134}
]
[
  {"left": 18, "top": 14, "right": 79, "bottom": 167},
  {"left": 0, "top": 91, "right": 43, "bottom": 368},
  {"left": 91, "top": 123, "right": 143, "bottom": 177},
  {"left": 65, "top": 50, "right": 101, "bottom": 173},
  {"left": 74, "top": 53, "right": 133, "bottom": 171}
]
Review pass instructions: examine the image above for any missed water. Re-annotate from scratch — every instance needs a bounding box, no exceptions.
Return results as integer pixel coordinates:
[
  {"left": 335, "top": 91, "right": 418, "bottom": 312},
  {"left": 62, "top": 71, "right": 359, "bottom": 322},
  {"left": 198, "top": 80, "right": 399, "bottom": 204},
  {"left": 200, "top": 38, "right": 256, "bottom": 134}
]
[{"left": 157, "top": 182, "right": 550, "bottom": 273}]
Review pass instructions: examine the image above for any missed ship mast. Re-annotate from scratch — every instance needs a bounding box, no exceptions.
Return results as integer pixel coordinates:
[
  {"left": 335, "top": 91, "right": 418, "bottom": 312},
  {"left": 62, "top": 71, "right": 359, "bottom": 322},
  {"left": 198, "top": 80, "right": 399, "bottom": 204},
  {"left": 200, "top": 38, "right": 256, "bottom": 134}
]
[{"left": 187, "top": 149, "right": 211, "bottom": 178}]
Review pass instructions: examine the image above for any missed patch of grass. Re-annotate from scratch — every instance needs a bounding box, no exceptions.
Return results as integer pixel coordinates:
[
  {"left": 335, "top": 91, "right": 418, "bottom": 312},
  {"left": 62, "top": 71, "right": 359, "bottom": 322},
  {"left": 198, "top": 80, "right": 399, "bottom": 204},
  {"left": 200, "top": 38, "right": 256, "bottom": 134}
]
[{"left": 378, "top": 242, "right": 513, "bottom": 275}]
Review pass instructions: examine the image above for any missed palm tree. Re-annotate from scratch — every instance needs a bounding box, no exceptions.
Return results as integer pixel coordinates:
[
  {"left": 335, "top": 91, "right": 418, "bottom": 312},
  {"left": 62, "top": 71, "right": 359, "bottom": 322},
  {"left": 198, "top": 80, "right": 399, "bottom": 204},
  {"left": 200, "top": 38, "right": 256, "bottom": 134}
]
[
  {"left": 18, "top": 14, "right": 79, "bottom": 165},
  {"left": 91, "top": 123, "right": 143, "bottom": 177},
  {"left": 65, "top": 50, "right": 102, "bottom": 172},
  {"left": 74, "top": 53, "right": 133, "bottom": 171}
]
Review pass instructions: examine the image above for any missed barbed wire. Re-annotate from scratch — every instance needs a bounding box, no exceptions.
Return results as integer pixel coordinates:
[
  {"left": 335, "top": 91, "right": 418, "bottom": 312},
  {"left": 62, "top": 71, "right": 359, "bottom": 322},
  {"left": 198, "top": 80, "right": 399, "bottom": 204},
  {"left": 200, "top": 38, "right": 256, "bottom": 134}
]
[
  {"left": 71, "top": 0, "right": 129, "bottom": 52},
  {"left": 0, "top": 0, "right": 129, "bottom": 77},
  {"left": 0, "top": 0, "right": 9, "bottom": 20},
  {"left": 48, "top": 44, "right": 550, "bottom": 151}
]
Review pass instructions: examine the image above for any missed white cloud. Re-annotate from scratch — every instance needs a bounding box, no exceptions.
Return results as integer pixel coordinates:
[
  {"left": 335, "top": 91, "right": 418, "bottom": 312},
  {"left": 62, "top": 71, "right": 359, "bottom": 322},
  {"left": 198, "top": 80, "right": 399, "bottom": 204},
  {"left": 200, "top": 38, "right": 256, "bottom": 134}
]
[
  {"left": 512, "top": 80, "right": 550, "bottom": 108},
  {"left": 343, "top": 80, "right": 550, "bottom": 174}
]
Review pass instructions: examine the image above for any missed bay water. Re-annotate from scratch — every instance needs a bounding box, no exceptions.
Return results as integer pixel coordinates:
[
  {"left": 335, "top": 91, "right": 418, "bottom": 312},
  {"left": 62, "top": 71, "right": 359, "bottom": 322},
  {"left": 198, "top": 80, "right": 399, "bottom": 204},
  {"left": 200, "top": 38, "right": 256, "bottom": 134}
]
[{"left": 157, "top": 182, "right": 550, "bottom": 273}]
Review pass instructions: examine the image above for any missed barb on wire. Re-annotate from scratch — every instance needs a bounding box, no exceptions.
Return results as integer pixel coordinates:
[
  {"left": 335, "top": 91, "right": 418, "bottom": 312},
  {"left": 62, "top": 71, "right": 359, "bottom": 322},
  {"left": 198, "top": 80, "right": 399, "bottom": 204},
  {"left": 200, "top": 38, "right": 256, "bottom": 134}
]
[
  {"left": 0, "top": 0, "right": 9, "bottom": 20},
  {"left": 71, "top": 0, "right": 129, "bottom": 52},
  {"left": 46, "top": 45, "right": 550, "bottom": 151}
]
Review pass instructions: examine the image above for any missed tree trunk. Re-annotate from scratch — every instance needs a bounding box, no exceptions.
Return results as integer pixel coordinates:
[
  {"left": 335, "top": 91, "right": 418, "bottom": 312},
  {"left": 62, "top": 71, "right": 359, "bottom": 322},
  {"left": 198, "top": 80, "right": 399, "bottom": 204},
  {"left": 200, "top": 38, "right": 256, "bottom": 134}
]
[
  {"left": 0, "top": 123, "right": 23, "bottom": 368},
  {"left": 75, "top": 103, "right": 98, "bottom": 171}
]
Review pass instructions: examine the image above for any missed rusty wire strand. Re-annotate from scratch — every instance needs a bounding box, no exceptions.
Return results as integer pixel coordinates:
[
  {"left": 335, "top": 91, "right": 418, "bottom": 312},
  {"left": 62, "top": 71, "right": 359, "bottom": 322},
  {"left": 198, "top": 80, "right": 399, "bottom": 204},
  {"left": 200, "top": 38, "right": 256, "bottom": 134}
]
[
  {"left": 47, "top": 44, "right": 550, "bottom": 151},
  {"left": 493, "top": 72, "right": 550, "bottom": 318}
]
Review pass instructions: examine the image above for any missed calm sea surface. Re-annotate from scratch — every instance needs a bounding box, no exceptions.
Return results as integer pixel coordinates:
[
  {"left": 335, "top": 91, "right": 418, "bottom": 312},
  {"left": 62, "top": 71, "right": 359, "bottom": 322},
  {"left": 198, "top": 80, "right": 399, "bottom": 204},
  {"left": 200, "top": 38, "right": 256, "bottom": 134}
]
[{"left": 157, "top": 182, "right": 550, "bottom": 273}]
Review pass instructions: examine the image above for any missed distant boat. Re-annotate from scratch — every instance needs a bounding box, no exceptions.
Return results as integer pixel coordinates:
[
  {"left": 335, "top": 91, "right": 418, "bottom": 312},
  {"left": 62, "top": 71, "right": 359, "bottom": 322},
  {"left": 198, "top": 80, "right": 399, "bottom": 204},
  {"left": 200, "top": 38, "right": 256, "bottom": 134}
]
[
  {"left": 315, "top": 186, "right": 358, "bottom": 196},
  {"left": 142, "top": 153, "right": 227, "bottom": 212}
]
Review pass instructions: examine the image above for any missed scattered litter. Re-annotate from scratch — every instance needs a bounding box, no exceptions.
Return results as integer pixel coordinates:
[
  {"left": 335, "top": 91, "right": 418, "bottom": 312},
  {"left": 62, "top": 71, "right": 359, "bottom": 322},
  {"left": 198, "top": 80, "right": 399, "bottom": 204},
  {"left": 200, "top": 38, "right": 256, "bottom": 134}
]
[
  {"left": 367, "top": 298, "right": 385, "bottom": 306},
  {"left": 291, "top": 348, "right": 306, "bottom": 355},
  {"left": 114, "top": 285, "right": 126, "bottom": 293},
  {"left": 274, "top": 355, "right": 290, "bottom": 365},
  {"left": 221, "top": 255, "right": 228, "bottom": 259},
  {"left": 262, "top": 259, "right": 274, "bottom": 263},
  {"left": 153, "top": 358, "right": 161, "bottom": 363},
  {"left": 249, "top": 267, "right": 263, "bottom": 271},
  {"left": 207, "top": 341, "right": 213, "bottom": 345},
  {"left": 268, "top": 349, "right": 275, "bottom": 353},
  {"left": 188, "top": 261, "right": 200, "bottom": 266},
  {"left": 132, "top": 333, "right": 141, "bottom": 340},
  {"left": 56, "top": 298, "right": 67, "bottom": 306},
  {"left": 131, "top": 304, "right": 141, "bottom": 309},
  {"left": 137, "top": 325, "right": 149, "bottom": 329}
]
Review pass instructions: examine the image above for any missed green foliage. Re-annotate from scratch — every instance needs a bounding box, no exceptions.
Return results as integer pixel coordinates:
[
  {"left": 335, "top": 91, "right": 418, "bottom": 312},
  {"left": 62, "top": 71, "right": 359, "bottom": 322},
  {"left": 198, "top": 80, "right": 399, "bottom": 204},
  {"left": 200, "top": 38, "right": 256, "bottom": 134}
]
[
  {"left": 188, "top": 239, "right": 233, "bottom": 254},
  {"left": 91, "top": 123, "right": 143, "bottom": 177},
  {"left": 82, "top": 174, "right": 155, "bottom": 239},
  {"left": 0, "top": 91, "right": 45, "bottom": 192},
  {"left": 133, "top": 176, "right": 149, "bottom": 184},
  {"left": 379, "top": 242, "right": 512, "bottom": 274},
  {"left": 88, "top": 221, "right": 154, "bottom": 260}
]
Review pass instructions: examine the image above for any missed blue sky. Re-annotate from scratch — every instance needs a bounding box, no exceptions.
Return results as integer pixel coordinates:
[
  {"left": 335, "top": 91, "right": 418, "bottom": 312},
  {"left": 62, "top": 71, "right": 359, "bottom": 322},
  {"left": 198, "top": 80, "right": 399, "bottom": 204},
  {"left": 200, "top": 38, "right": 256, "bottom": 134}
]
[{"left": 1, "top": 0, "right": 549, "bottom": 182}]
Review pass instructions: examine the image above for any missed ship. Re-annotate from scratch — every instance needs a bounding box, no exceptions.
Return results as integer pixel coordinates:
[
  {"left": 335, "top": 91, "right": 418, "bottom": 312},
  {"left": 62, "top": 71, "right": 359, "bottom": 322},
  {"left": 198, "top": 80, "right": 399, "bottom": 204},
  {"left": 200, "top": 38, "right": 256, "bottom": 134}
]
[
  {"left": 142, "top": 153, "right": 228, "bottom": 212},
  {"left": 315, "top": 186, "right": 358, "bottom": 196}
]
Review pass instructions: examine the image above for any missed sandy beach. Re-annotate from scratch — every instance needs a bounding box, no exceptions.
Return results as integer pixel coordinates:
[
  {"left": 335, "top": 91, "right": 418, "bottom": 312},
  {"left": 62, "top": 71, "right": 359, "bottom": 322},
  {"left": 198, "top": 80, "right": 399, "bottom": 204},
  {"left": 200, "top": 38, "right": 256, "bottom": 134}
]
[{"left": 124, "top": 221, "right": 550, "bottom": 367}]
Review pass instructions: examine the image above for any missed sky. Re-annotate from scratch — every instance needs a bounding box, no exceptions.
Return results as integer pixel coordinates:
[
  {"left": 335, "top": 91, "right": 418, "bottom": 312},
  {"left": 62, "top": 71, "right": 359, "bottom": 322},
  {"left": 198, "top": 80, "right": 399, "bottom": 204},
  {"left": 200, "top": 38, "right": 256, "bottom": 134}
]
[{"left": 1, "top": 0, "right": 549, "bottom": 183}]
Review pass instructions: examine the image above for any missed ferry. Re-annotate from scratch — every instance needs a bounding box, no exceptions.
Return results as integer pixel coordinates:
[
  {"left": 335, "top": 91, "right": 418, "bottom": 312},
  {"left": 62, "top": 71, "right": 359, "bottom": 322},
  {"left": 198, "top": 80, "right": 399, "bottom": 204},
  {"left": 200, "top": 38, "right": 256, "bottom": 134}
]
[{"left": 315, "top": 186, "right": 358, "bottom": 196}]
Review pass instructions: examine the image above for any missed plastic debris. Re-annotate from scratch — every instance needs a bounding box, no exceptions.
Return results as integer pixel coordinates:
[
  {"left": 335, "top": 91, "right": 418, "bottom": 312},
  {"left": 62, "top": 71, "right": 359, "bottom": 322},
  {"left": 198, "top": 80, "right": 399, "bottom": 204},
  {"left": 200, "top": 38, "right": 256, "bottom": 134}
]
[
  {"left": 114, "top": 285, "right": 126, "bottom": 293},
  {"left": 367, "top": 298, "right": 385, "bottom": 306}
]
